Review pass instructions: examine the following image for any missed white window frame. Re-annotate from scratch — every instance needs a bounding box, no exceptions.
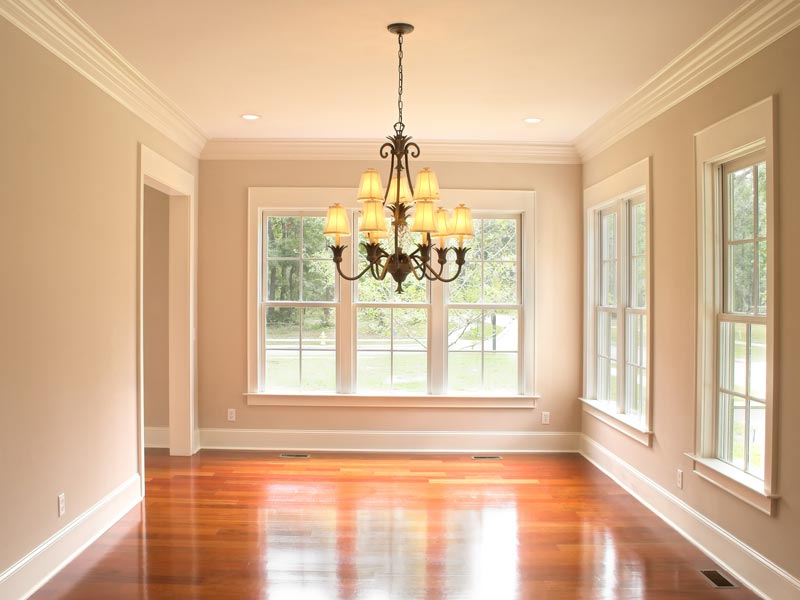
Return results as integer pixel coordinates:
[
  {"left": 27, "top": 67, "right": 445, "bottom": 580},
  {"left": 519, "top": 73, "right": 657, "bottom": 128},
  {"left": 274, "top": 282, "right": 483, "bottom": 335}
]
[
  {"left": 690, "top": 97, "right": 779, "bottom": 515},
  {"left": 245, "top": 187, "right": 538, "bottom": 408},
  {"left": 581, "top": 158, "right": 653, "bottom": 446}
]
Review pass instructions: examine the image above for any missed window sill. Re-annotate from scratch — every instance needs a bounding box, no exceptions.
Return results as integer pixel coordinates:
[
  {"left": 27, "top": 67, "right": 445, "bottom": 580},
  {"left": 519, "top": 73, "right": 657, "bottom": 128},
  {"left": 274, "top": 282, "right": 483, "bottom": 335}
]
[
  {"left": 244, "top": 392, "right": 539, "bottom": 409},
  {"left": 579, "top": 398, "right": 653, "bottom": 446},
  {"left": 685, "top": 454, "right": 778, "bottom": 515}
]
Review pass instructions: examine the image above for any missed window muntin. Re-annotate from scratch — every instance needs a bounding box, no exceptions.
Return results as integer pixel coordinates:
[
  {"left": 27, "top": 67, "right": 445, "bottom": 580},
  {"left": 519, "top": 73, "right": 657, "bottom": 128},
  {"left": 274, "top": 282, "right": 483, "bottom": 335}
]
[
  {"left": 261, "top": 214, "right": 337, "bottom": 392},
  {"left": 445, "top": 217, "right": 521, "bottom": 394},
  {"left": 716, "top": 156, "right": 767, "bottom": 479},
  {"left": 592, "top": 197, "right": 648, "bottom": 423}
]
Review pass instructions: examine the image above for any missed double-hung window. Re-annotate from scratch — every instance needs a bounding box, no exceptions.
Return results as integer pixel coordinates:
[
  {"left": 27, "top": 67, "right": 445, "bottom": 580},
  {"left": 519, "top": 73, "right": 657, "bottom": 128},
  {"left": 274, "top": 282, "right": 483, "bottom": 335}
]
[
  {"left": 247, "top": 188, "right": 536, "bottom": 402},
  {"left": 581, "top": 158, "right": 652, "bottom": 444},
  {"left": 693, "top": 97, "right": 777, "bottom": 514}
]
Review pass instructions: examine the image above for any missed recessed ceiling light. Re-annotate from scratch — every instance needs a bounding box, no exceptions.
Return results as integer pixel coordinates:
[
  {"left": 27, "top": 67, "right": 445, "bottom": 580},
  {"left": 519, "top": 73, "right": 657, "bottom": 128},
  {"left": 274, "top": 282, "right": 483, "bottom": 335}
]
[
  {"left": 241, "top": 114, "right": 261, "bottom": 120},
  {"left": 523, "top": 117, "right": 543, "bottom": 124}
]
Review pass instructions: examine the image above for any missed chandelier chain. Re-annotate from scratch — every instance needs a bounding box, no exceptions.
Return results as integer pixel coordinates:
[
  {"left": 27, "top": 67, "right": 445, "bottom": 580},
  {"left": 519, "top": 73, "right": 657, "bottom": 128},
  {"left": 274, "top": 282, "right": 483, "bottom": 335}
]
[{"left": 397, "top": 32, "right": 404, "bottom": 128}]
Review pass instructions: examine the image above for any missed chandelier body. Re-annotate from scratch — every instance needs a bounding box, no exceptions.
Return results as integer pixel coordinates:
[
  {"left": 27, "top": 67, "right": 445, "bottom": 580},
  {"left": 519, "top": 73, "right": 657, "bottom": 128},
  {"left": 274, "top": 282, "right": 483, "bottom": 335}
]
[{"left": 324, "top": 23, "right": 473, "bottom": 293}]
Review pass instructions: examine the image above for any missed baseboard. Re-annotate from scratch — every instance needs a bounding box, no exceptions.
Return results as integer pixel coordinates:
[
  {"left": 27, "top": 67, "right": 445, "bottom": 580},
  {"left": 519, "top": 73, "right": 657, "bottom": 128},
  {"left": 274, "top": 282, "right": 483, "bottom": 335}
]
[
  {"left": 580, "top": 435, "right": 800, "bottom": 600},
  {"left": 199, "top": 428, "right": 580, "bottom": 453},
  {"left": 144, "top": 426, "right": 169, "bottom": 448},
  {"left": 0, "top": 473, "right": 142, "bottom": 600}
]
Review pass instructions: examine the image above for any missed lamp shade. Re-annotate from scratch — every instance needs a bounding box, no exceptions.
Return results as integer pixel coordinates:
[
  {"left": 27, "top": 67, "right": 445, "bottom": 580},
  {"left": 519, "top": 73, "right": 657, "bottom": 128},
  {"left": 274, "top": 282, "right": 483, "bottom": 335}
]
[
  {"left": 357, "top": 168, "right": 384, "bottom": 202},
  {"left": 358, "top": 199, "right": 388, "bottom": 233},
  {"left": 432, "top": 207, "right": 452, "bottom": 246},
  {"left": 386, "top": 174, "right": 413, "bottom": 205},
  {"left": 411, "top": 200, "right": 437, "bottom": 233},
  {"left": 413, "top": 168, "right": 440, "bottom": 202},
  {"left": 323, "top": 203, "right": 351, "bottom": 245},
  {"left": 450, "top": 203, "right": 474, "bottom": 245}
]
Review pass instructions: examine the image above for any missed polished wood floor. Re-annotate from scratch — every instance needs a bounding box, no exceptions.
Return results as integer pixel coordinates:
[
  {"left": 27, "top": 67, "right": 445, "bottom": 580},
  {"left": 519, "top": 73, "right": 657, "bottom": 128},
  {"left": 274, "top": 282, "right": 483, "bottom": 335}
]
[{"left": 32, "top": 450, "right": 756, "bottom": 599}]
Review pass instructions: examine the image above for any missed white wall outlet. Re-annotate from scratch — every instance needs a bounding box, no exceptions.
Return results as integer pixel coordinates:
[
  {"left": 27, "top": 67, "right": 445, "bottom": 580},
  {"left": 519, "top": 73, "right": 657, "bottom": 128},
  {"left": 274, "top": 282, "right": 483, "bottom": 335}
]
[
  {"left": 676, "top": 468, "right": 684, "bottom": 489},
  {"left": 57, "top": 493, "right": 66, "bottom": 517},
  {"left": 541, "top": 411, "right": 550, "bottom": 425},
  {"left": 227, "top": 408, "right": 236, "bottom": 422}
]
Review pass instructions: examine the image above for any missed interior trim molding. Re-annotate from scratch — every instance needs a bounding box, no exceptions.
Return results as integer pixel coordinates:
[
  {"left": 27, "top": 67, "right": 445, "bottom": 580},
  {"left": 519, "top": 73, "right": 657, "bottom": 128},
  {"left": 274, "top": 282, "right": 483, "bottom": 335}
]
[
  {"left": 580, "top": 434, "right": 800, "bottom": 600},
  {"left": 144, "top": 426, "right": 169, "bottom": 448},
  {"left": 201, "top": 138, "right": 581, "bottom": 164},
  {"left": 0, "top": 474, "right": 141, "bottom": 600},
  {"left": 199, "top": 428, "right": 580, "bottom": 453},
  {"left": 574, "top": 0, "right": 800, "bottom": 160},
  {"left": 0, "top": 0, "right": 207, "bottom": 156}
]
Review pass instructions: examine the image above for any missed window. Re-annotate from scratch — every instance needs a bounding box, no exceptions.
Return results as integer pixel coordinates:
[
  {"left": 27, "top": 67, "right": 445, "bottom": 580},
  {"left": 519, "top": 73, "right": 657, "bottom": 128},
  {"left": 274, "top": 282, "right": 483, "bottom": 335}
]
[
  {"left": 247, "top": 188, "right": 536, "bottom": 403},
  {"left": 693, "top": 97, "right": 777, "bottom": 514},
  {"left": 581, "top": 157, "right": 652, "bottom": 445}
]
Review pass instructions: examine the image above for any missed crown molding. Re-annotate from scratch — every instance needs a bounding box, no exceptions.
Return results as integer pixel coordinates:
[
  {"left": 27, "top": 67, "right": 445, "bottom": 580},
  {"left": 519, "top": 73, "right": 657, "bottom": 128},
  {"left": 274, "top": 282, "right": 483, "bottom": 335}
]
[
  {"left": 201, "top": 138, "right": 581, "bottom": 164},
  {"left": 0, "top": 0, "right": 208, "bottom": 156},
  {"left": 574, "top": 0, "right": 800, "bottom": 161}
]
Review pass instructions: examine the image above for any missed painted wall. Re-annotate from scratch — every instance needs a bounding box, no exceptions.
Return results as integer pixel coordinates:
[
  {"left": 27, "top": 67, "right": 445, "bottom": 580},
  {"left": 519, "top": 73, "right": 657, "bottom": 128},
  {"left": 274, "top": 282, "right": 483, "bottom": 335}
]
[
  {"left": 0, "top": 17, "right": 197, "bottom": 573},
  {"left": 581, "top": 28, "right": 800, "bottom": 577},
  {"left": 198, "top": 160, "right": 583, "bottom": 435},
  {"left": 143, "top": 186, "right": 170, "bottom": 428}
]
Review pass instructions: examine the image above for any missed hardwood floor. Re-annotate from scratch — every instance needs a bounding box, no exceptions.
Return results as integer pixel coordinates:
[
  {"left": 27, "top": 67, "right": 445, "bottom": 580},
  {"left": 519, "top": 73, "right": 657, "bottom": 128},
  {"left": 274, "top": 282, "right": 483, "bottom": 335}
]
[{"left": 31, "top": 450, "right": 756, "bottom": 599}]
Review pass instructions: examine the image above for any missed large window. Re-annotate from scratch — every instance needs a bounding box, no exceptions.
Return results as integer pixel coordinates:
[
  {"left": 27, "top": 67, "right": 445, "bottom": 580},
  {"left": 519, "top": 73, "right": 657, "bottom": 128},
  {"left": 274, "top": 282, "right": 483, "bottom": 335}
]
[
  {"left": 247, "top": 188, "right": 536, "bottom": 400},
  {"left": 693, "top": 97, "right": 776, "bottom": 514}
]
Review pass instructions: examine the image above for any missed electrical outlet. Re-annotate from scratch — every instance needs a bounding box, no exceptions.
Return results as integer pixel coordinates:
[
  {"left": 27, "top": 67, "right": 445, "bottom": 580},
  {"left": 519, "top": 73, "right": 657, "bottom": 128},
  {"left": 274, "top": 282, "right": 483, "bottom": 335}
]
[
  {"left": 541, "top": 411, "right": 550, "bottom": 425},
  {"left": 676, "top": 469, "right": 684, "bottom": 489},
  {"left": 227, "top": 408, "right": 236, "bottom": 422},
  {"left": 57, "top": 493, "right": 66, "bottom": 517}
]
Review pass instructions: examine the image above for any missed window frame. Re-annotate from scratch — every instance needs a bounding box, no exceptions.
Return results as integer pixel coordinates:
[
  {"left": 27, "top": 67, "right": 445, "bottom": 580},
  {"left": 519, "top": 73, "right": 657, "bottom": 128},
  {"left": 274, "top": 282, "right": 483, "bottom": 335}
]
[
  {"left": 691, "top": 97, "right": 778, "bottom": 515},
  {"left": 246, "top": 187, "right": 538, "bottom": 408},
  {"left": 581, "top": 158, "right": 653, "bottom": 446}
]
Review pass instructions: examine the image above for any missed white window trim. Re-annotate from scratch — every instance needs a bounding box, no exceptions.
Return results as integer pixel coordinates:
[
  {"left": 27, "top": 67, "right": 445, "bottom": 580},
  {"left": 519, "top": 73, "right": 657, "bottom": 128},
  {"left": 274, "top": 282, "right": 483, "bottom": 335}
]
[
  {"left": 246, "top": 187, "right": 538, "bottom": 408},
  {"left": 581, "top": 157, "right": 653, "bottom": 446},
  {"left": 692, "top": 96, "right": 779, "bottom": 514}
]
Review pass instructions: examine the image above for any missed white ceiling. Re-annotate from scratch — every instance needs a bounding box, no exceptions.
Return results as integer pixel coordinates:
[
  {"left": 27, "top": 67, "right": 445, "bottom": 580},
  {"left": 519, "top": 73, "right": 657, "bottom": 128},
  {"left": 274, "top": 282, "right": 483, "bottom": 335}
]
[{"left": 65, "top": 0, "right": 745, "bottom": 144}]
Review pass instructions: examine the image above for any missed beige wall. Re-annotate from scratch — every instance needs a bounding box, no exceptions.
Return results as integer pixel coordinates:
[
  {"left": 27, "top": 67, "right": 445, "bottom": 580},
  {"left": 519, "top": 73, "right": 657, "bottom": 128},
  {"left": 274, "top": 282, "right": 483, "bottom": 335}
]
[
  {"left": 198, "top": 160, "right": 583, "bottom": 433},
  {"left": 0, "top": 17, "right": 197, "bottom": 572},
  {"left": 143, "top": 186, "right": 170, "bottom": 428},
  {"left": 582, "top": 28, "right": 800, "bottom": 577}
]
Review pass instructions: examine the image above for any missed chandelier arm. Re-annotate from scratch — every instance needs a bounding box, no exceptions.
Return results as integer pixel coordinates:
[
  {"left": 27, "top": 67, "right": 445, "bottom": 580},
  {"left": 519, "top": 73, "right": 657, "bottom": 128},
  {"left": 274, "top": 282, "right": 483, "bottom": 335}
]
[
  {"left": 333, "top": 259, "right": 374, "bottom": 282},
  {"left": 379, "top": 141, "right": 394, "bottom": 160},
  {"left": 408, "top": 255, "right": 432, "bottom": 281},
  {"left": 427, "top": 260, "right": 464, "bottom": 283},
  {"left": 406, "top": 141, "right": 420, "bottom": 160}
]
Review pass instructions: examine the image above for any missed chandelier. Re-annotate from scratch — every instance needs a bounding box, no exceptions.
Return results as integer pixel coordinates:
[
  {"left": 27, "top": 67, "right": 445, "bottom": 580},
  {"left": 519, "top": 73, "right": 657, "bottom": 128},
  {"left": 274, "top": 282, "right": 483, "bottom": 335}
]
[{"left": 323, "top": 23, "right": 473, "bottom": 293}]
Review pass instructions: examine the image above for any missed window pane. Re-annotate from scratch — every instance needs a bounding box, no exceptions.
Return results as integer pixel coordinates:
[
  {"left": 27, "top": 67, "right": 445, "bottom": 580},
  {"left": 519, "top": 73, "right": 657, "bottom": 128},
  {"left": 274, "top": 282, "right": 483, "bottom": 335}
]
[
  {"left": 483, "top": 261, "right": 517, "bottom": 304},
  {"left": 448, "top": 261, "right": 482, "bottom": 304},
  {"left": 601, "top": 261, "right": 617, "bottom": 306},
  {"left": 394, "top": 308, "right": 427, "bottom": 351},
  {"left": 758, "top": 240, "right": 767, "bottom": 316},
  {"left": 728, "top": 166, "right": 755, "bottom": 241},
  {"left": 302, "top": 260, "right": 335, "bottom": 301},
  {"left": 748, "top": 400, "right": 766, "bottom": 479},
  {"left": 757, "top": 162, "right": 767, "bottom": 238},
  {"left": 265, "top": 350, "right": 299, "bottom": 390},
  {"left": 302, "top": 351, "right": 336, "bottom": 391},
  {"left": 448, "top": 309, "right": 482, "bottom": 352},
  {"left": 302, "top": 308, "right": 335, "bottom": 348},
  {"left": 357, "top": 257, "right": 391, "bottom": 303},
  {"left": 719, "top": 321, "right": 747, "bottom": 395},
  {"left": 393, "top": 352, "right": 427, "bottom": 393},
  {"left": 302, "top": 217, "right": 330, "bottom": 259},
  {"left": 626, "top": 313, "right": 646, "bottom": 368},
  {"left": 633, "top": 202, "right": 647, "bottom": 256},
  {"left": 266, "top": 216, "right": 300, "bottom": 258},
  {"left": 602, "top": 213, "right": 617, "bottom": 259},
  {"left": 357, "top": 308, "right": 391, "bottom": 350},
  {"left": 267, "top": 260, "right": 300, "bottom": 301},
  {"left": 483, "top": 310, "right": 518, "bottom": 352},
  {"left": 609, "top": 313, "right": 618, "bottom": 361},
  {"left": 481, "top": 219, "right": 516, "bottom": 261},
  {"left": 484, "top": 353, "right": 517, "bottom": 394},
  {"left": 727, "top": 242, "right": 755, "bottom": 314},
  {"left": 357, "top": 351, "right": 391, "bottom": 391},
  {"left": 395, "top": 274, "right": 427, "bottom": 303},
  {"left": 266, "top": 307, "right": 299, "bottom": 349},
  {"left": 448, "top": 352, "right": 482, "bottom": 393},
  {"left": 624, "top": 364, "right": 646, "bottom": 421},
  {"left": 749, "top": 324, "right": 766, "bottom": 400},
  {"left": 630, "top": 256, "right": 646, "bottom": 309}
]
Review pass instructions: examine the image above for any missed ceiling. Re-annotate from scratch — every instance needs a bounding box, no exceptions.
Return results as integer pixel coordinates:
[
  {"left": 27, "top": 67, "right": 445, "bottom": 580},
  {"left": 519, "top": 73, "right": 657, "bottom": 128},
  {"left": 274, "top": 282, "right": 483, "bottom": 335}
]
[{"left": 65, "top": 0, "right": 745, "bottom": 144}]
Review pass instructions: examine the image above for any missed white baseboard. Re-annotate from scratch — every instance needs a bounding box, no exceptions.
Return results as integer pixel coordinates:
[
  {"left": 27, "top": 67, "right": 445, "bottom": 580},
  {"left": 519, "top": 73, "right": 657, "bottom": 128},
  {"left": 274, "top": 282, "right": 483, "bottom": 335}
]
[
  {"left": 199, "top": 428, "right": 580, "bottom": 453},
  {"left": 144, "top": 426, "right": 169, "bottom": 448},
  {"left": 580, "top": 435, "right": 800, "bottom": 600},
  {"left": 0, "top": 473, "right": 142, "bottom": 600}
]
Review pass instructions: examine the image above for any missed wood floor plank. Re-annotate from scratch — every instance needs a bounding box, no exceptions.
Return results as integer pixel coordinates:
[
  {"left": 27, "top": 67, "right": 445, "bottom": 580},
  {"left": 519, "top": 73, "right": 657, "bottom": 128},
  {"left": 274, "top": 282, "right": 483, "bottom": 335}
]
[{"left": 30, "top": 450, "right": 757, "bottom": 599}]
